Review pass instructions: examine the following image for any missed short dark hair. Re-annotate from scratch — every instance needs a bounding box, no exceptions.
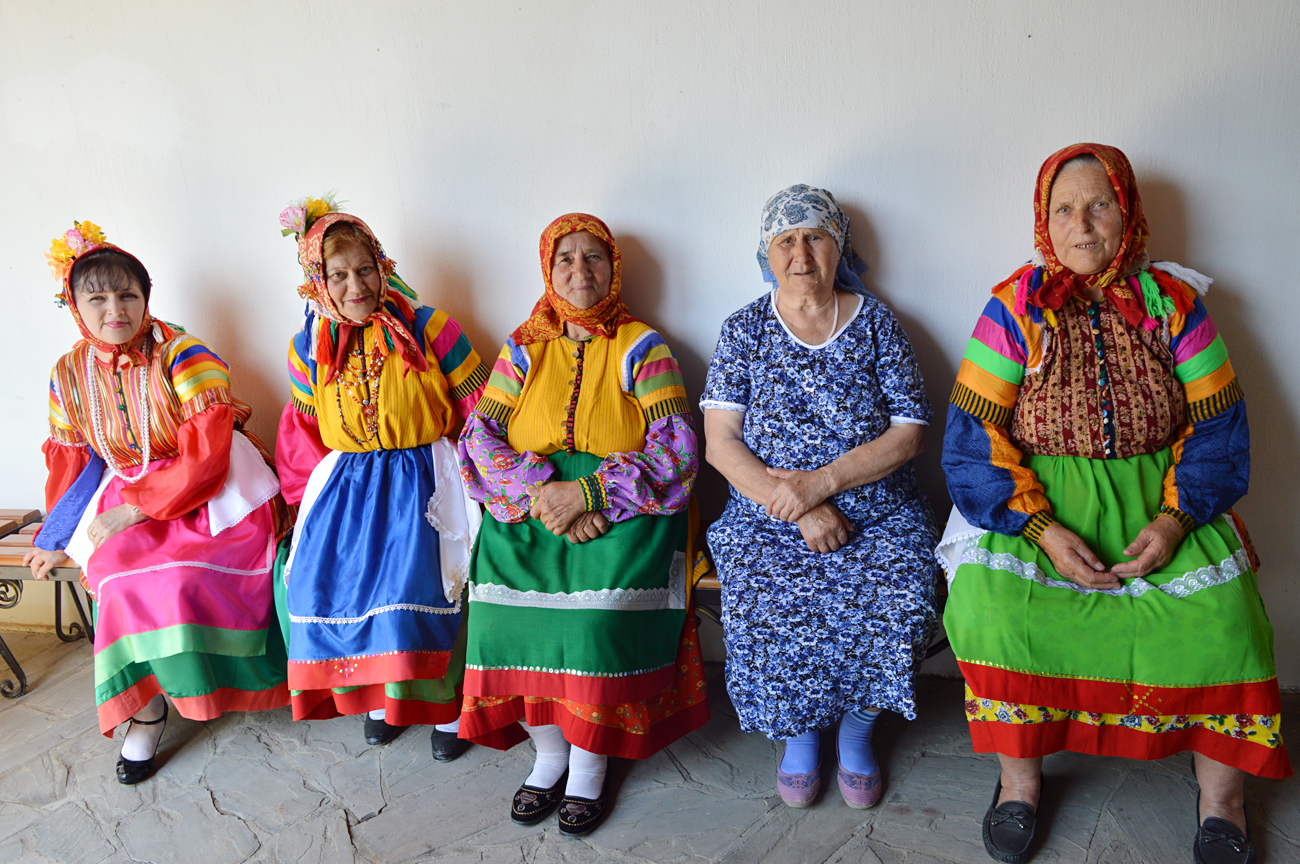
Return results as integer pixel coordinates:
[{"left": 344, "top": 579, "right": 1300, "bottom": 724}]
[{"left": 70, "top": 249, "right": 152, "bottom": 302}]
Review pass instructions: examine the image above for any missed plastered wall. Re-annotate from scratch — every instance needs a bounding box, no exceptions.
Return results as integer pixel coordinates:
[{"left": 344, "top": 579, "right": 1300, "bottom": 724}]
[{"left": 2, "top": 1, "right": 1297, "bottom": 683}]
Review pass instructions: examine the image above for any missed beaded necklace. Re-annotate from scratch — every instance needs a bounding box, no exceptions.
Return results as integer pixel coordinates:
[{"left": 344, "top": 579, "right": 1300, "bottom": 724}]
[
  {"left": 334, "top": 328, "right": 385, "bottom": 446},
  {"left": 84, "top": 344, "right": 152, "bottom": 482}
]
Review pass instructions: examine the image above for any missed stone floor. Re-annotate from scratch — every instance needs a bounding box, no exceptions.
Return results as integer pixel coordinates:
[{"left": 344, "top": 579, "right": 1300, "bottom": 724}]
[{"left": 1, "top": 630, "right": 1297, "bottom": 864}]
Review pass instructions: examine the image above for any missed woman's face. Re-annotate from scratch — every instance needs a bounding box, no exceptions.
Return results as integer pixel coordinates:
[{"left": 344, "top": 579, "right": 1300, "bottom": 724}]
[
  {"left": 74, "top": 273, "right": 146, "bottom": 345},
  {"left": 1047, "top": 162, "right": 1124, "bottom": 276},
  {"left": 325, "top": 242, "right": 382, "bottom": 322},
  {"left": 768, "top": 227, "right": 840, "bottom": 295},
  {"left": 550, "top": 231, "right": 613, "bottom": 310}
]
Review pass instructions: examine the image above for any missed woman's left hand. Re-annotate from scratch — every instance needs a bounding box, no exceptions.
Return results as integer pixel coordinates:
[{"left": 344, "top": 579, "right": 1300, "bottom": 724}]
[
  {"left": 87, "top": 504, "right": 148, "bottom": 550},
  {"left": 1111, "top": 514, "right": 1185, "bottom": 580},
  {"left": 765, "top": 466, "right": 834, "bottom": 522},
  {"left": 530, "top": 481, "right": 587, "bottom": 536}
]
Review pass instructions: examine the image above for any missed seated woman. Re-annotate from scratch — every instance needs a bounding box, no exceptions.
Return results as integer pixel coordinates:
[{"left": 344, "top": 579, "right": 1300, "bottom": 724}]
[
  {"left": 457, "top": 213, "right": 709, "bottom": 836},
  {"left": 939, "top": 143, "right": 1289, "bottom": 864},
  {"left": 702, "top": 185, "right": 940, "bottom": 809},
  {"left": 24, "top": 222, "right": 289, "bottom": 785},
  {"left": 274, "top": 197, "right": 487, "bottom": 757}
]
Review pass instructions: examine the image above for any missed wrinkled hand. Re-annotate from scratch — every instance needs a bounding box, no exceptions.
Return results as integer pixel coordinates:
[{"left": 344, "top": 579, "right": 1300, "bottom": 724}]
[
  {"left": 796, "top": 502, "right": 853, "bottom": 554},
  {"left": 566, "top": 511, "right": 610, "bottom": 544},
  {"left": 1037, "top": 522, "right": 1119, "bottom": 590},
  {"left": 1111, "top": 515, "right": 1184, "bottom": 580},
  {"left": 87, "top": 503, "right": 148, "bottom": 550},
  {"left": 765, "top": 466, "right": 834, "bottom": 522},
  {"left": 530, "top": 481, "right": 587, "bottom": 536},
  {"left": 22, "top": 548, "right": 70, "bottom": 581}
]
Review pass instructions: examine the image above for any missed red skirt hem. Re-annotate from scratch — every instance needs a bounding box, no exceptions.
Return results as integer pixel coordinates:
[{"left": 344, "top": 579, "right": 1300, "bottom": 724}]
[
  {"left": 287, "top": 651, "right": 452, "bottom": 691},
  {"left": 98, "top": 675, "right": 289, "bottom": 736},
  {"left": 462, "top": 664, "right": 676, "bottom": 705},
  {"left": 290, "top": 684, "right": 462, "bottom": 725}
]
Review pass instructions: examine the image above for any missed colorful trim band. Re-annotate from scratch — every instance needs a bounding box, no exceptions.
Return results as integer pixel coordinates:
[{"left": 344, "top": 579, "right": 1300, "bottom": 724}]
[
  {"left": 1159, "top": 505, "right": 1197, "bottom": 536},
  {"left": 950, "top": 381, "right": 1012, "bottom": 427},
  {"left": 475, "top": 398, "right": 514, "bottom": 425},
  {"left": 643, "top": 397, "right": 692, "bottom": 425},
  {"left": 577, "top": 475, "right": 609, "bottom": 512},
  {"left": 1021, "top": 511, "right": 1056, "bottom": 545},
  {"left": 451, "top": 361, "right": 492, "bottom": 402},
  {"left": 1187, "top": 377, "right": 1243, "bottom": 423}
]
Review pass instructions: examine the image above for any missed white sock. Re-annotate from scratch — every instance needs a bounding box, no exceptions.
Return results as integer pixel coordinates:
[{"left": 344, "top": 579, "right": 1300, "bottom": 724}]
[
  {"left": 120, "top": 694, "right": 167, "bottom": 762},
  {"left": 368, "top": 709, "right": 386, "bottom": 721},
  {"left": 565, "top": 745, "right": 608, "bottom": 800},
  {"left": 434, "top": 717, "right": 460, "bottom": 733},
  {"left": 522, "top": 722, "right": 570, "bottom": 789}
]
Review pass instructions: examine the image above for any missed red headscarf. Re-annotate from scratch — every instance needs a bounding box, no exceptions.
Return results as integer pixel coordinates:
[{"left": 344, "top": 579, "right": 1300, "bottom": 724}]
[
  {"left": 294, "top": 212, "right": 428, "bottom": 385},
  {"left": 1014, "top": 143, "right": 1158, "bottom": 328},
  {"left": 511, "top": 213, "right": 636, "bottom": 346},
  {"left": 48, "top": 222, "right": 176, "bottom": 368}
]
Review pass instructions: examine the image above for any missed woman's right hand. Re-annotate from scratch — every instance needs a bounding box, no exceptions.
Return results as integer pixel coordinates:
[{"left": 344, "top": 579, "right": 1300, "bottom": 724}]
[
  {"left": 565, "top": 511, "right": 610, "bottom": 544},
  {"left": 1036, "top": 522, "right": 1120, "bottom": 590},
  {"left": 796, "top": 503, "right": 853, "bottom": 554},
  {"left": 22, "top": 548, "right": 71, "bottom": 581}
]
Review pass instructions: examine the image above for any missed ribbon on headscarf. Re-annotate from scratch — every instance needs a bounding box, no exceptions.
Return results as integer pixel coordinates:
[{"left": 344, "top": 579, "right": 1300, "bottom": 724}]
[
  {"left": 756, "top": 184, "right": 869, "bottom": 295},
  {"left": 293, "top": 212, "right": 428, "bottom": 386},
  {"left": 510, "top": 213, "right": 636, "bottom": 346},
  {"left": 1009, "top": 143, "right": 1190, "bottom": 329}
]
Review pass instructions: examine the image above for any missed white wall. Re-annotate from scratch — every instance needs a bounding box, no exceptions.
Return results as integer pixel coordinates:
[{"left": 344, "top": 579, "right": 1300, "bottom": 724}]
[{"left": 3, "top": 1, "right": 1298, "bottom": 683}]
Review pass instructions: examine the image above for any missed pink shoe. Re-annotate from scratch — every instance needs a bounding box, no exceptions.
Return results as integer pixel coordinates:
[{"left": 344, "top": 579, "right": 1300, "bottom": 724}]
[
  {"left": 837, "top": 765, "right": 882, "bottom": 809},
  {"left": 776, "top": 765, "right": 820, "bottom": 808}
]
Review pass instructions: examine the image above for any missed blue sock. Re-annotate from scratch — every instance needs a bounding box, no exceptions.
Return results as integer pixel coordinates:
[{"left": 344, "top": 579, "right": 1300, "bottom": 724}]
[
  {"left": 837, "top": 708, "right": 882, "bottom": 775},
  {"left": 779, "top": 728, "right": 820, "bottom": 775}
]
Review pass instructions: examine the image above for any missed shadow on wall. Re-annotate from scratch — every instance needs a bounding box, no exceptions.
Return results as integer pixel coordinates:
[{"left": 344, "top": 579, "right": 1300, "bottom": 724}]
[{"left": 194, "top": 291, "right": 284, "bottom": 453}]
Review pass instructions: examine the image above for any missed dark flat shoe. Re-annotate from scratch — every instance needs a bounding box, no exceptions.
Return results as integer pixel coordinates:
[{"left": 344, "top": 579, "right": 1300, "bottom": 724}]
[
  {"left": 982, "top": 777, "right": 1037, "bottom": 863},
  {"left": 557, "top": 778, "right": 610, "bottom": 837},
  {"left": 1194, "top": 793, "right": 1255, "bottom": 864},
  {"left": 430, "top": 728, "right": 470, "bottom": 762},
  {"left": 363, "top": 715, "right": 405, "bottom": 746},
  {"left": 116, "top": 701, "right": 169, "bottom": 786},
  {"left": 511, "top": 772, "right": 567, "bottom": 826}
]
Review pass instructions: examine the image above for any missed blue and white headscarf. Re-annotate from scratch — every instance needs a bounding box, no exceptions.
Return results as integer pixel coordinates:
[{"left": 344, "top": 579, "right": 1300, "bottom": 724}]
[{"left": 757, "top": 184, "right": 868, "bottom": 294}]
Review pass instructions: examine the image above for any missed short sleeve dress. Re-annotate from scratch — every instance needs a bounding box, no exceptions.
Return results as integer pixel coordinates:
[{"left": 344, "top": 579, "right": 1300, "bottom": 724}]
[{"left": 702, "top": 289, "right": 940, "bottom": 739}]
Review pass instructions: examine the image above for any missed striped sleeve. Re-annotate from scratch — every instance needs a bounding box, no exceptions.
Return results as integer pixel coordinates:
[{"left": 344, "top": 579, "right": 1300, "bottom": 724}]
[
  {"left": 423, "top": 308, "right": 490, "bottom": 420},
  {"left": 474, "top": 338, "right": 530, "bottom": 427},
  {"left": 623, "top": 328, "right": 690, "bottom": 423},
  {"left": 1159, "top": 294, "right": 1249, "bottom": 529},
  {"left": 162, "top": 335, "right": 236, "bottom": 421},
  {"left": 287, "top": 329, "right": 317, "bottom": 416},
  {"left": 47, "top": 363, "right": 85, "bottom": 445},
  {"left": 941, "top": 290, "right": 1053, "bottom": 539}
]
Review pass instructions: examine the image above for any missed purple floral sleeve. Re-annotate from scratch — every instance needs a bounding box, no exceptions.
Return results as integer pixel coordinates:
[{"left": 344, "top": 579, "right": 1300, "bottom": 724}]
[
  {"left": 586, "top": 413, "right": 698, "bottom": 522},
  {"left": 457, "top": 413, "right": 555, "bottom": 523}
]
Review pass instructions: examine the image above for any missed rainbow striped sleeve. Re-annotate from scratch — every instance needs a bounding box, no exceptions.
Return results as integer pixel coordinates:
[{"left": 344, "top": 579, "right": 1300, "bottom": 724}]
[
  {"left": 941, "top": 290, "right": 1052, "bottom": 540},
  {"left": 1160, "top": 295, "right": 1249, "bottom": 530},
  {"left": 624, "top": 328, "right": 690, "bottom": 424},
  {"left": 288, "top": 329, "right": 317, "bottom": 416},
  {"left": 423, "top": 307, "right": 490, "bottom": 420},
  {"left": 474, "top": 338, "right": 529, "bottom": 426},
  {"left": 47, "top": 363, "right": 84, "bottom": 444},
  {"left": 163, "top": 336, "right": 235, "bottom": 419}
]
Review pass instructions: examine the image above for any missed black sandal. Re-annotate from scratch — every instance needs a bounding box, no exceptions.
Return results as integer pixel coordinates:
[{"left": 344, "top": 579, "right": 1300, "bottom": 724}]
[
  {"left": 1193, "top": 793, "right": 1255, "bottom": 864},
  {"left": 363, "top": 714, "right": 405, "bottom": 746},
  {"left": 982, "top": 777, "right": 1037, "bottom": 863},
  {"left": 511, "top": 772, "right": 567, "bottom": 825},
  {"left": 557, "top": 777, "right": 610, "bottom": 837},
  {"left": 115, "top": 700, "right": 169, "bottom": 786}
]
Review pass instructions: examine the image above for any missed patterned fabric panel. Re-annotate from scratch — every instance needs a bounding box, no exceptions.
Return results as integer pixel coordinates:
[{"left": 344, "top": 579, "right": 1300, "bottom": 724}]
[{"left": 622, "top": 328, "right": 690, "bottom": 423}]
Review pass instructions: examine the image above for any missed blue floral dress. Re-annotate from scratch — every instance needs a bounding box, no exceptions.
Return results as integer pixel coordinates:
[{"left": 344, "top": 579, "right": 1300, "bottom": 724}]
[{"left": 702, "top": 290, "right": 940, "bottom": 738}]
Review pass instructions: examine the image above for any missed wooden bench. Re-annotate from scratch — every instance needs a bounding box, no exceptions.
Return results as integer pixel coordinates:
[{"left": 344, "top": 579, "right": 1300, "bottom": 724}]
[{"left": 0, "top": 512, "right": 93, "bottom": 698}]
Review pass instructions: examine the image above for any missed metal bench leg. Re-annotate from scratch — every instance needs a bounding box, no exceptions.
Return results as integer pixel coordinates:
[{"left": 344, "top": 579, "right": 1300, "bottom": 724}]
[
  {"left": 0, "top": 579, "right": 28, "bottom": 698},
  {"left": 54, "top": 582, "right": 94, "bottom": 643}
]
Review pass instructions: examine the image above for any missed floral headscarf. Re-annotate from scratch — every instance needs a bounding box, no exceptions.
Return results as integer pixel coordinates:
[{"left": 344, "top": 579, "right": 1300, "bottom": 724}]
[
  {"left": 281, "top": 196, "right": 427, "bottom": 386},
  {"left": 757, "top": 184, "right": 868, "bottom": 295},
  {"left": 46, "top": 221, "right": 176, "bottom": 367},
  {"left": 511, "top": 213, "right": 636, "bottom": 346}
]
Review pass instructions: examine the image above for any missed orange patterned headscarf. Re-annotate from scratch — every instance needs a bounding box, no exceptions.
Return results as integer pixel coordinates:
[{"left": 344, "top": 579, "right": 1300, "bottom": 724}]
[{"left": 510, "top": 213, "right": 636, "bottom": 346}]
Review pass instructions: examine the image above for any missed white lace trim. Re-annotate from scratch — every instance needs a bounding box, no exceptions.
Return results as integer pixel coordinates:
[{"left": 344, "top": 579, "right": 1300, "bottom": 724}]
[
  {"left": 469, "top": 575, "right": 684, "bottom": 612},
  {"left": 289, "top": 598, "right": 461, "bottom": 624},
  {"left": 465, "top": 660, "right": 674, "bottom": 678}
]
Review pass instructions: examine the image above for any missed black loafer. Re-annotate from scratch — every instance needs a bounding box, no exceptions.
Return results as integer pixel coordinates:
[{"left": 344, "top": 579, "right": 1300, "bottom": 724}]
[
  {"left": 430, "top": 728, "right": 470, "bottom": 762},
  {"left": 1194, "top": 791, "right": 1255, "bottom": 864},
  {"left": 116, "top": 701, "right": 169, "bottom": 786},
  {"left": 511, "top": 772, "right": 567, "bottom": 825},
  {"left": 363, "top": 715, "right": 405, "bottom": 746},
  {"left": 982, "top": 778, "right": 1037, "bottom": 863},
  {"left": 557, "top": 778, "right": 610, "bottom": 837}
]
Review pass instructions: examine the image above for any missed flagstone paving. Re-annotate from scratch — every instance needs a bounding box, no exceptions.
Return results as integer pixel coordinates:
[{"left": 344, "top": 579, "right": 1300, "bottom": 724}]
[{"left": 1, "top": 630, "right": 1296, "bottom": 863}]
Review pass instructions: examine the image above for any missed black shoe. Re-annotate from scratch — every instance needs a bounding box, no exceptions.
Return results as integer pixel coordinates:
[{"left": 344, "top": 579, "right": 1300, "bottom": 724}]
[
  {"left": 430, "top": 728, "right": 470, "bottom": 762},
  {"left": 511, "top": 772, "right": 567, "bottom": 826},
  {"left": 982, "top": 777, "right": 1037, "bottom": 863},
  {"left": 557, "top": 778, "right": 610, "bottom": 837},
  {"left": 116, "top": 701, "right": 169, "bottom": 786},
  {"left": 363, "top": 715, "right": 405, "bottom": 746},
  {"left": 1194, "top": 794, "right": 1255, "bottom": 864}
]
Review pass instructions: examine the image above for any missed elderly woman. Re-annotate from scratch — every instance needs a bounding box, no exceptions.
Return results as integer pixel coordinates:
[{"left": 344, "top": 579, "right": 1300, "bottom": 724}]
[
  {"left": 24, "top": 222, "right": 289, "bottom": 784},
  {"left": 701, "top": 185, "right": 940, "bottom": 809},
  {"left": 457, "top": 213, "right": 709, "bottom": 836},
  {"left": 940, "top": 144, "right": 1288, "bottom": 864},
  {"left": 274, "top": 197, "right": 487, "bottom": 756}
]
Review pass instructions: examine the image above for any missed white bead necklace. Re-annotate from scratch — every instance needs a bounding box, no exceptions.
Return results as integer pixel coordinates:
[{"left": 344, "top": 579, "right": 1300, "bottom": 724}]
[{"left": 84, "top": 345, "right": 152, "bottom": 483}]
